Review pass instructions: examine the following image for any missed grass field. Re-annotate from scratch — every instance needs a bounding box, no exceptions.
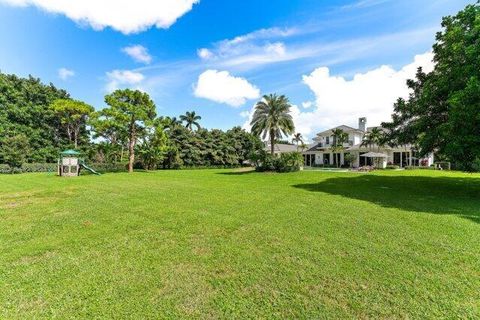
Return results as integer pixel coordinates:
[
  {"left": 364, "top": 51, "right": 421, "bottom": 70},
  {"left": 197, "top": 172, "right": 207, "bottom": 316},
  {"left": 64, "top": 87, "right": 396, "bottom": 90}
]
[{"left": 1, "top": 169, "right": 479, "bottom": 318}]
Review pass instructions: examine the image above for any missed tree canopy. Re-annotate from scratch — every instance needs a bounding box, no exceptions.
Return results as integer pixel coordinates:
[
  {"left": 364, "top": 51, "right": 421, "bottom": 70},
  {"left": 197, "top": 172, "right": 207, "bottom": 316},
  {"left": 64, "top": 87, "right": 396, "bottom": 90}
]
[
  {"left": 0, "top": 72, "right": 72, "bottom": 162},
  {"left": 382, "top": 3, "right": 480, "bottom": 171}
]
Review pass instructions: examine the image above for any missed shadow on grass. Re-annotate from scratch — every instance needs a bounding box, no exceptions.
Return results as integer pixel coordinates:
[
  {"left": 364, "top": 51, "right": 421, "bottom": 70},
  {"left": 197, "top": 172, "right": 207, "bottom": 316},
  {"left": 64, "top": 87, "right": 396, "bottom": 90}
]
[
  {"left": 293, "top": 175, "right": 480, "bottom": 224},
  {"left": 216, "top": 170, "right": 257, "bottom": 176}
]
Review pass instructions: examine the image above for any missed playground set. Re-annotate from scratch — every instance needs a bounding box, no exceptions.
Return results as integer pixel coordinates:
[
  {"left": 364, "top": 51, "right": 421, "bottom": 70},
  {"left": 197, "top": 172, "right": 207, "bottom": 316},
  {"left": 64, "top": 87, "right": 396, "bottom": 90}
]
[{"left": 58, "top": 150, "right": 100, "bottom": 177}]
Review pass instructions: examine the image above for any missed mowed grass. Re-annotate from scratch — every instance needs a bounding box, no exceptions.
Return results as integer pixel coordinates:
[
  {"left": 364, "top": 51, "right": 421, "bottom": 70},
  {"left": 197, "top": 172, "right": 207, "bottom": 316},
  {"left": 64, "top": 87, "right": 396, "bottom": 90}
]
[{"left": 1, "top": 169, "right": 479, "bottom": 319}]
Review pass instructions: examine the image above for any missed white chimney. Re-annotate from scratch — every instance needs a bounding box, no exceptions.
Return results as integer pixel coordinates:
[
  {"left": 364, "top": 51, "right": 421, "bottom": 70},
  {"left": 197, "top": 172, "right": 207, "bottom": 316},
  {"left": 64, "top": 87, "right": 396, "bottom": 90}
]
[{"left": 358, "top": 117, "right": 367, "bottom": 131}]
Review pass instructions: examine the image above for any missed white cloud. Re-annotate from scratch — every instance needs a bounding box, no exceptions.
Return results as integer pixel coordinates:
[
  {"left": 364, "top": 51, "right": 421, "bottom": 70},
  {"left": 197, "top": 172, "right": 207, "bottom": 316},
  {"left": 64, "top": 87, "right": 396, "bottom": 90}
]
[
  {"left": 197, "top": 48, "right": 213, "bottom": 60},
  {"left": 239, "top": 110, "right": 251, "bottom": 118},
  {"left": 194, "top": 70, "right": 260, "bottom": 107},
  {"left": 122, "top": 45, "right": 152, "bottom": 64},
  {"left": 242, "top": 52, "right": 435, "bottom": 139},
  {"left": 296, "top": 51, "right": 435, "bottom": 136},
  {"left": 196, "top": 27, "right": 301, "bottom": 69},
  {"left": 302, "top": 101, "right": 313, "bottom": 109},
  {"left": 0, "top": 0, "right": 199, "bottom": 34},
  {"left": 196, "top": 25, "right": 436, "bottom": 72},
  {"left": 58, "top": 67, "right": 75, "bottom": 80},
  {"left": 105, "top": 70, "right": 145, "bottom": 92}
]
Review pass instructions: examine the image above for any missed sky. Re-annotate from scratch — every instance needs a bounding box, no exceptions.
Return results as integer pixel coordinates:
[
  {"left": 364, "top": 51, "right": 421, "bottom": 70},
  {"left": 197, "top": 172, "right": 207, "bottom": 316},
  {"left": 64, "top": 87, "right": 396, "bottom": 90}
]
[{"left": 0, "top": 0, "right": 472, "bottom": 141}]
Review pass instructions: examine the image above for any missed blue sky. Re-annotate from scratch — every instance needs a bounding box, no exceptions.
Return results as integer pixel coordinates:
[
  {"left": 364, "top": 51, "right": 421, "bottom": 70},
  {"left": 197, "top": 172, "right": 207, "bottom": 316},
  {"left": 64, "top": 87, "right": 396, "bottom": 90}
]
[{"left": 0, "top": 0, "right": 472, "bottom": 139}]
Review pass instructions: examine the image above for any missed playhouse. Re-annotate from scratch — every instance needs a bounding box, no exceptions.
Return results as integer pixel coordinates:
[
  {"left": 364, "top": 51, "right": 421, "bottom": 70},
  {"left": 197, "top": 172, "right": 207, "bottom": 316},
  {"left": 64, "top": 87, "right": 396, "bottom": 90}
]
[{"left": 58, "top": 150, "right": 100, "bottom": 177}]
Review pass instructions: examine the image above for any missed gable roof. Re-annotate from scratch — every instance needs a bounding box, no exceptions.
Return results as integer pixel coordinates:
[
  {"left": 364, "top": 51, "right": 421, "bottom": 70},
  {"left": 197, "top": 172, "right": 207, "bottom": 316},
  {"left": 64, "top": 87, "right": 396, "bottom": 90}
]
[{"left": 315, "top": 125, "right": 364, "bottom": 137}]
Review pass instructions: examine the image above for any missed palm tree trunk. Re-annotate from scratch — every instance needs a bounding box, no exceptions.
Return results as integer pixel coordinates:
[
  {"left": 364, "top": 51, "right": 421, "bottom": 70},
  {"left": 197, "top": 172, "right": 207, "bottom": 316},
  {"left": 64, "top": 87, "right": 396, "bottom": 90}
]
[{"left": 270, "top": 130, "right": 275, "bottom": 156}]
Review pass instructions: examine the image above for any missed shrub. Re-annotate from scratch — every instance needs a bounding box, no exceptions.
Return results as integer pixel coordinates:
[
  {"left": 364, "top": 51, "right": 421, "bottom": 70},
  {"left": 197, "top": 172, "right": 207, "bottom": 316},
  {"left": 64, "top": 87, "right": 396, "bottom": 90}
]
[
  {"left": 22, "top": 163, "right": 57, "bottom": 173},
  {"left": 252, "top": 151, "right": 302, "bottom": 173},
  {"left": 385, "top": 165, "right": 400, "bottom": 170}
]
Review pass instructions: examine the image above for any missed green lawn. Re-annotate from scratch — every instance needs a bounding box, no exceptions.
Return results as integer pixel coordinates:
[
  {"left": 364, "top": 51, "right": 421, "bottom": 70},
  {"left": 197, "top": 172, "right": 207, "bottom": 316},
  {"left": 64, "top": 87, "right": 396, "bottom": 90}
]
[{"left": 1, "top": 169, "right": 479, "bottom": 318}]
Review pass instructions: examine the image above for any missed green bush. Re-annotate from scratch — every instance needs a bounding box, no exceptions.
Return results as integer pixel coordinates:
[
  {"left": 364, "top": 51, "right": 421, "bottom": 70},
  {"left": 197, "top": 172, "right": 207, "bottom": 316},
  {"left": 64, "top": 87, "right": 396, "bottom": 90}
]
[
  {"left": 252, "top": 151, "right": 302, "bottom": 173},
  {"left": 405, "top": 166, "right": 435, "bottom": 170},
  {"left": 385, "top": 165, "right": 400, "bottom": 170},
  {"left": 22, "top": 163, "right": 57, "bottom": 173}
]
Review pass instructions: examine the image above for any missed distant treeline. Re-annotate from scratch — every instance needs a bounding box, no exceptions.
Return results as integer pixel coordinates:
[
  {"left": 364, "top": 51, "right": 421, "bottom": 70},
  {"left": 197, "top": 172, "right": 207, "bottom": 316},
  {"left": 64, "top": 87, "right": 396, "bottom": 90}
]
[{"left": 0, "top": 72, "right": 263, "bottom": 172}]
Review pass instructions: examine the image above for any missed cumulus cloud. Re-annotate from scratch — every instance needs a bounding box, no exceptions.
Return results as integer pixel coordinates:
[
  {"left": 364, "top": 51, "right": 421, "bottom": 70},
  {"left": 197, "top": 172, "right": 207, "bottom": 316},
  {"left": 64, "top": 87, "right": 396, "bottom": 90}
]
[
  {"left": 0, "top": 0, "right": 199, "bottom": 34},
  {"left": 58, "top": 67, "right": 75, "bottom": 80},
  {"left": 296, "top": 51, "right": 435, "bottom": 136},
  {"left": 242, "top": 52, "right": 435, "bottom": 139},
  {"left": 105, "top": 70, "right": 145, "bottom": 92},
  {"left": 194, "top": 70, "right": 260, "bottom": 107},
  {"left": 122, "top": 45, "right": 152, "bottom": 64}
]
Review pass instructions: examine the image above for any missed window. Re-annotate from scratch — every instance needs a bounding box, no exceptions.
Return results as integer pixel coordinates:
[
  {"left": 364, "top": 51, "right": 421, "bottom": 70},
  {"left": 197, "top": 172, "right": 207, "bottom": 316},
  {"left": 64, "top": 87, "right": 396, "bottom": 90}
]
[
  {"left": 324, "top": 153, "right": 330, "bottom": 164},
  {"left": 62, "top": 165, "right": 69, "bottom": 174},
  {"left": 304, "top": 154, "right": 316, "bottom": 166},
  {"left": 326, "top": 136, "right": 330, "bottom": 145}
]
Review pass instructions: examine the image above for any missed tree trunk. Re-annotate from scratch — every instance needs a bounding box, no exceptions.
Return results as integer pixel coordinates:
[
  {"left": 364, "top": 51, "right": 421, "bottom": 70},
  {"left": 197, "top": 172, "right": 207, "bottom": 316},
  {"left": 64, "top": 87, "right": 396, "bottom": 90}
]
[
  {"left": 74, "top": 126, "right": 79, "bottom": 149},
  {"left": 128, "top": 119, "right": 136, "bottom": 173},
  {"left": 270, "top": 130, "right": 275, "bottom": 156}
]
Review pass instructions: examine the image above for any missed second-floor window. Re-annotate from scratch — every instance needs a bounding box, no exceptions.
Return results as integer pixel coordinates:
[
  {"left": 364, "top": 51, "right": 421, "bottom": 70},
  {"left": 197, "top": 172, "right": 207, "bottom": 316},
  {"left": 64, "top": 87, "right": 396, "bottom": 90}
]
[{"left": 326, "top": 136, "right": 330, "bottom": 144}]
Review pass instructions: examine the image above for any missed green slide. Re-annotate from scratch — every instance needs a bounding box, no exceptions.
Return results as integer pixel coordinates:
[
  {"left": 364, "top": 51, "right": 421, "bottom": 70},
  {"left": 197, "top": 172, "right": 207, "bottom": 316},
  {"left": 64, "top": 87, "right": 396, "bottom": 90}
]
[{"left": 80, "top": 162, "right": 101, "bottom": 175}]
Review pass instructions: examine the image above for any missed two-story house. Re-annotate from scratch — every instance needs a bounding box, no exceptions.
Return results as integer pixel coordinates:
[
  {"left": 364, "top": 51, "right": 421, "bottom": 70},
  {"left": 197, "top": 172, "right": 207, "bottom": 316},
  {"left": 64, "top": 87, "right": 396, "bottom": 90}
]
[{"left": 303, "top": 117, "right": 434, "bottom": 168}]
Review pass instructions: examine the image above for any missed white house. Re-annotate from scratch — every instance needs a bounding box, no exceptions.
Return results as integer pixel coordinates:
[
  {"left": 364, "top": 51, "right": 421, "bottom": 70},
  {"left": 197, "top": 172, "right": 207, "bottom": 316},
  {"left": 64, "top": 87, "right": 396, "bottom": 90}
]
[{"left": 302, "top": 117, "right": 434, "bottom": 168}]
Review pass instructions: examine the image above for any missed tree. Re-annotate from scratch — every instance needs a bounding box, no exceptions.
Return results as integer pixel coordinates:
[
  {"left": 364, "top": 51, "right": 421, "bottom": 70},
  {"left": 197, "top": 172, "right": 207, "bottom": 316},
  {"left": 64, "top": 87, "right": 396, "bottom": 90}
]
[
  {"left": 90, "top": 108, "right": 129, "bottom": 162},
  {"left": 180, "top": 111, "right": 201, "bottom": 131},
  {"left": 0, "top": 72, "right": 71, "bottom": 162},
  {"left": 50, "top": 99, "right": 94, "bottom": 148},
  {"left": 104, "top": 89, "right": 156, "bottom": 173},
  {"left": 250, "top": 94, "right": 295, "bottom": 156},
  {"left": 0, "top": 134, "right": 30, "bottom": 170},
  {"left": 382, "top": 3, "right": 480, "bottom": 171},
  {"left": 292, "top": 133, "right": 304, "bottom": 150},
  {"left": 137, "top": 119, "right": 169, "bottom": 170},
  {"left": 331, "top": 128, "right": 349, "bottom": 167}
]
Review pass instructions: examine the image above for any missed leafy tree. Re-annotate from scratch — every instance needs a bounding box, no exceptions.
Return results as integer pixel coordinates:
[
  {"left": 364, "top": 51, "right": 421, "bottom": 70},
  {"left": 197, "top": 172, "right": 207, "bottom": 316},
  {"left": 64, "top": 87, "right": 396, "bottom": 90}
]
[
  {"left": 137, "top": 119, "right": 169, "bottom": 170},
  {"left": 382, "top": 3, "right": 480, "bottom": 171},
  {"left": 180, "top": 111, "right": 201, "bottom": 131},
  {"left": 250, "top": 94, "right": 295, "bottom": 155},
  {"left": 50, "top": 99, "right": 94, "bottom": 148},
  {"left": 0, "top": 134, "right": 30, "bottom": 170},
  {"left": 90, "top": 107, "right": 129, "bottom": 162},
  {"left": 0, "top": 72, "right": 71, "bottom": 162},
  {"left": 331, "top": 128, "right": 348, "bottom": 167},
  {"left": 104, "top": 89, "right": 156, "bottom": 173}
]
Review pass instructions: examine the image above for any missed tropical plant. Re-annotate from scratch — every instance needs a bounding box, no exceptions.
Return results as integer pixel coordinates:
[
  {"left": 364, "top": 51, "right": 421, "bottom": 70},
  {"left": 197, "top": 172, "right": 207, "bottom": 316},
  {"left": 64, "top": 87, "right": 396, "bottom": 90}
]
[
  {"left": 104, "top": 89, "right": 156, "bottom": 173},
  {"left": 250, "top": 94, "right": 295, "bottom": 156},
  {"left": 180, "top": 111, "right": 202, "bottom": 131}
]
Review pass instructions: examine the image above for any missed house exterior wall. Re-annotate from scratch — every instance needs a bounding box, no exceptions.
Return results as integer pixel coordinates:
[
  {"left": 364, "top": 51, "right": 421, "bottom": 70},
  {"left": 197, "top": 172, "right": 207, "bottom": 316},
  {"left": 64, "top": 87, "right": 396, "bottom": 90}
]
[{"left": 303, "top": 148, "right": 434, "bottom": 168}]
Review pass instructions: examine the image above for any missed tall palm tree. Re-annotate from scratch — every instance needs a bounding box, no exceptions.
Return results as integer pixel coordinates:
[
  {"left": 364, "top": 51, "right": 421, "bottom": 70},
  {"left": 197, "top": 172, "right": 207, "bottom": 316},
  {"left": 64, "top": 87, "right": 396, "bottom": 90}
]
[
  {"left": 331, "top": 128, "right": 349, "bottom": 167},
  {"left": 250, "top": 94, "right": 295, "bottom": 156},
  {"left": 180, "top": 111, "right": 201, "bottom": 131},
  {"left": 292, "top": 133, "right": 304, "bottom": 151}
]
